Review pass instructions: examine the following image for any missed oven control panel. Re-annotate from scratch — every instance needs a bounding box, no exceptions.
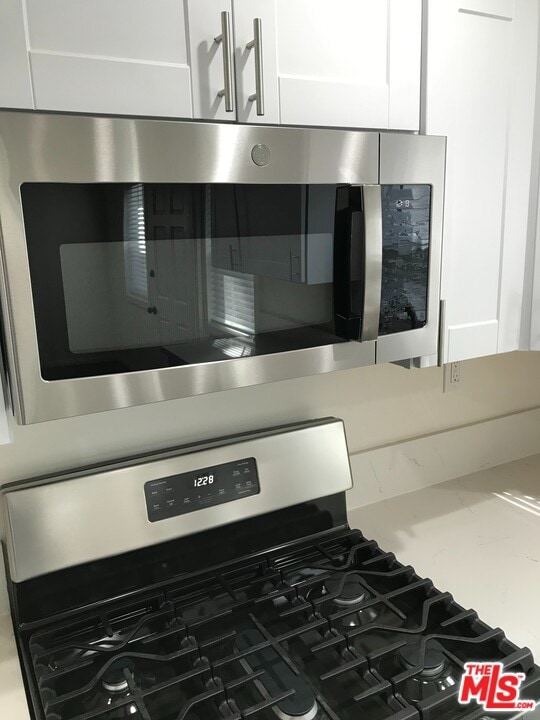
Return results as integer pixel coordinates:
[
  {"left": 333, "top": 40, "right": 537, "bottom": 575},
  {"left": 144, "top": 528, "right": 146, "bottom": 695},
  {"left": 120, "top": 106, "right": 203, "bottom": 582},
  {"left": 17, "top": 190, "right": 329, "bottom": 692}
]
[{"left": 144, "top": 457, "right": 260, "bottom": 522}]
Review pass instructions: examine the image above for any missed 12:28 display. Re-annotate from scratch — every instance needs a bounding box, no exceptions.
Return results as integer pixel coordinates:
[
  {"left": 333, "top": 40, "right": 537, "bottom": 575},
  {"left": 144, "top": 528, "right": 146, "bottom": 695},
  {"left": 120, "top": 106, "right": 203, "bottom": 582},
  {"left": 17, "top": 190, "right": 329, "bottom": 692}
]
[{"left": 194, "top": 475, "right": 214, "bottom": 487}]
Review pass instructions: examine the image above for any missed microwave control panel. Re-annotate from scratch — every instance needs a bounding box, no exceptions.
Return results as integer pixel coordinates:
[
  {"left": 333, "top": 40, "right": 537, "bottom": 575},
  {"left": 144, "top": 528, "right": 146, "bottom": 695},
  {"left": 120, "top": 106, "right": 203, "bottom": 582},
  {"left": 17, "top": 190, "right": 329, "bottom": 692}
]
[{"left": 144, "top": 457, "right": 260, "bottom": 522}]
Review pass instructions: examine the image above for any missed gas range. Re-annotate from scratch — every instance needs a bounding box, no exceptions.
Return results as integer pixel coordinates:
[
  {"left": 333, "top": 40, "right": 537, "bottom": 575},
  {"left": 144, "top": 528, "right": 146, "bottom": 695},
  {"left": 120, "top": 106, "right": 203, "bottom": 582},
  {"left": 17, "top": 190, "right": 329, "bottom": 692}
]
[{"left": 2, "top": 418, "right": 539, "bottom": 720}]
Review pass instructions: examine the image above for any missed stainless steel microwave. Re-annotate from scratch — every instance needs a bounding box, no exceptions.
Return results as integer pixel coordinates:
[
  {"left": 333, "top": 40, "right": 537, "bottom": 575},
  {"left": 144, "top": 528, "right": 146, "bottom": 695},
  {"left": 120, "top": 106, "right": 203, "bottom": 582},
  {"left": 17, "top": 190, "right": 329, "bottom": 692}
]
[{"left": 0, "top": 112, "right": 445, "bottom": 424}]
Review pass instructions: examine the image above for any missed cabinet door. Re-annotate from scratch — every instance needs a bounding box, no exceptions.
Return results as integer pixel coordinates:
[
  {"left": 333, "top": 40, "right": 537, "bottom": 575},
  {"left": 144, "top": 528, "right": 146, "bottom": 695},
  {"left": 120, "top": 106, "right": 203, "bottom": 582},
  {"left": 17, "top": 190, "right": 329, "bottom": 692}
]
[
  {"left": 268, "top": 0, "right": 421, "bottom": 130},
  {"left": 24, "top": 0, "right": 193, "bottom": 118},
  {"left": 498, "top": 0, "right": 539, "bottom": 354},
  {"left": 426, "top": 0, "right": 538, "bottom": 362},
  {"left": 187, "top": 0, "right": 237, "bottom": 121},
  {"left": 0, "top": 0, "right": 33, "bottom": 108}
]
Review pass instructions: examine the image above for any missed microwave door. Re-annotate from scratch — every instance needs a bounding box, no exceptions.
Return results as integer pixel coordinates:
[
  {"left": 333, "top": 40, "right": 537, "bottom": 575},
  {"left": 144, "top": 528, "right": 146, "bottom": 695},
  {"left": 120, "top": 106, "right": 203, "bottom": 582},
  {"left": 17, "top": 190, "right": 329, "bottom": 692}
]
[
  {"left": 375, "top": 133, "right": 446, "bottom": 366},
  {"left": 334, "top": 184, "right": 382, "bottom": 344}
]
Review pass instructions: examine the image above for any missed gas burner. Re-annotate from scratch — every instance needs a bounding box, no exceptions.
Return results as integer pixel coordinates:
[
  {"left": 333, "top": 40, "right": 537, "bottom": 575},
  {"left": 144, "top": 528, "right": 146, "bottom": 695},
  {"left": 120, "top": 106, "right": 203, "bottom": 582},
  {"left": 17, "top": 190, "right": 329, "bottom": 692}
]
[
  {"left": 274, "top": 701, "right": 319, "bottom": 720},
  {"left": 398, "top": 639, "right": 447, "bottom": 677},
  {"left": 79, "top": 656, "right": 186, "bottom": 719},
  {"left": 311, "top": 571, "right": 379, "bottom": 629},
  {"left": 101, "top": 658, "right": 135, "bottom": 694},
  {"left": 323, "top": 571, "right": 367, "bottom": 606},
  {"left": 81, "top": 658, "right": 140, "bottom": 718},
  {"left": 394, "top": 639, "right": 459, "bottom": 702}
]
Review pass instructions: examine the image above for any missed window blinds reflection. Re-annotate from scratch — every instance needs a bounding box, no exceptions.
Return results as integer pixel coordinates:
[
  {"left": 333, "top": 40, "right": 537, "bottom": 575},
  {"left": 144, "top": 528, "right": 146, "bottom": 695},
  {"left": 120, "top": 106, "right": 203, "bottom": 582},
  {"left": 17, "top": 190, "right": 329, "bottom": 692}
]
[
  {"left": 209, "top": 268, "right": 256, "bottom": 334},
  {"left": 123, "top": 184, "right": 148, "bottom": 302}
]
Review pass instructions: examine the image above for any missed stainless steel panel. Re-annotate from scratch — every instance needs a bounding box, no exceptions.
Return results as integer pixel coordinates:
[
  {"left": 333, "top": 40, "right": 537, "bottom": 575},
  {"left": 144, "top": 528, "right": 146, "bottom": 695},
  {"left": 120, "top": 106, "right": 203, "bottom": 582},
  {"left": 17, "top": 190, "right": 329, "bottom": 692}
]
[
  {"left": 361, "top": 185, "right": 382, "bottom": 341},
  {"left": 3, "top": 418, "right": 353, "bottom": 582},
  {"left": 377, "top": 133, "right": 446, "bottom": 364},
  {"left": 0, "top": 111, "right": 379, "bottom": 424}
]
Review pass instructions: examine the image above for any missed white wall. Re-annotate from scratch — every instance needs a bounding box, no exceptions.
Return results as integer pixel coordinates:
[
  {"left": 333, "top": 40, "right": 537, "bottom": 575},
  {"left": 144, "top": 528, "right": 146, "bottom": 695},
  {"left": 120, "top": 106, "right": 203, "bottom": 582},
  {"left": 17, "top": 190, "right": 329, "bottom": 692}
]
[
  {"left": 1, "top": 350, "right": 540, "bottom": 486},
  {"left": 1, "top": 350, "right": 540, "bottom": 615}
]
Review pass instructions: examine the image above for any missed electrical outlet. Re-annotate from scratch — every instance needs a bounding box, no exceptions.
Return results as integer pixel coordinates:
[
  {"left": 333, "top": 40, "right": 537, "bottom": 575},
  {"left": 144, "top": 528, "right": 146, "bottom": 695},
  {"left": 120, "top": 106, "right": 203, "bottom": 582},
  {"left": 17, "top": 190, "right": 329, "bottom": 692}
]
[{"left": 443, "top": 361, "right": 461, "bottom": 393}]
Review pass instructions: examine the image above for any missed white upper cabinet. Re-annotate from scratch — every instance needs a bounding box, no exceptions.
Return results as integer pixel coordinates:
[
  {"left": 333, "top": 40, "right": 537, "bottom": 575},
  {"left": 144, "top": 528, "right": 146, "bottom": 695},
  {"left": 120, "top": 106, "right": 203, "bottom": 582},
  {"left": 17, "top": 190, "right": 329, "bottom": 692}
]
[
  {"left": 192, "top": 0, "right": 421, "bottom": 129},
  {"left": 190, "top": 0, "right": 421, "bottom": 128},
  {"left": 24, "top": 0, "right": 194, "bottom": 117},
  {"left": 425, "top": 0, "right": 539, "bottom": 362},
  {"left": 0, "top": 0, "right": 33, "bottom": 108},
  {"left": 271, "top": 0, "right": 422, "bottom": 130},
  {"left": 7, "top": 0, "right": 422, "bottom": 129}
]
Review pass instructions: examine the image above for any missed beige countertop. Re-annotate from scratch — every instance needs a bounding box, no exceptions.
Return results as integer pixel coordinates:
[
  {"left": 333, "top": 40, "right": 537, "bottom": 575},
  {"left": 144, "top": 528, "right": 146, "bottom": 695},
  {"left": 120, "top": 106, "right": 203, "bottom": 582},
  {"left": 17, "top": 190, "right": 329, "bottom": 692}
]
[
  {"left": 0, "top": 613, "right": 29, "bottom": 720},
  {"left": 348, "top": 453, "right": 540, "bottom": 661},
  {"left": 1, "top": 453, "right": 539, "bottom": 719}
]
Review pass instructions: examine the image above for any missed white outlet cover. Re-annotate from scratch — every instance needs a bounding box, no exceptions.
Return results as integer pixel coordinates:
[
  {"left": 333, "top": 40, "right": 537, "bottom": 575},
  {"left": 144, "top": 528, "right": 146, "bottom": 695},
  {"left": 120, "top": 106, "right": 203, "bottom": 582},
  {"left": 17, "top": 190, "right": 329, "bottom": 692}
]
[{"left": 443, "top": 361, "right": 461, "bottom": 393}]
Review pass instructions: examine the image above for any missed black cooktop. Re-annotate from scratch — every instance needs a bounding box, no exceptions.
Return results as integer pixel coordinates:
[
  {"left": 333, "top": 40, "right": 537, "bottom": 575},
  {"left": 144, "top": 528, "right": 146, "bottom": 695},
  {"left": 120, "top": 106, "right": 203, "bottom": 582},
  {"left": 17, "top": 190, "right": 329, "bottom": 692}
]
[{"left": 16, "top": 528, "right": 540, "bottom": 720}]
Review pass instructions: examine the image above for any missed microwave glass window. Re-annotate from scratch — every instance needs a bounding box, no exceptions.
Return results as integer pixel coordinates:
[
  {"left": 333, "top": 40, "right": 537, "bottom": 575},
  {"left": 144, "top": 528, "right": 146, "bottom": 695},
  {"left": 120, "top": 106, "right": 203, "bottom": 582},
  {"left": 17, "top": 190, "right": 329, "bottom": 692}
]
[
  {"left": 379, "top": 184, "right": 432, "bottom": 336},
  {"left": 21, "top": 183, "right": 344, "bottom": 381}
]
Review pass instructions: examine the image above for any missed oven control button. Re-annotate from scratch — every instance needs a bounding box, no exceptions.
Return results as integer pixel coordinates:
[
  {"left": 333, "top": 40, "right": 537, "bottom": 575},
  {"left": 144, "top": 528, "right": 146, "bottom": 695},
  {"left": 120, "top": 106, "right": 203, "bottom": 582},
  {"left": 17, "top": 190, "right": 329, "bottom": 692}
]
[{"left": 251, "top": 144, "right": 271, "bottom": 167}]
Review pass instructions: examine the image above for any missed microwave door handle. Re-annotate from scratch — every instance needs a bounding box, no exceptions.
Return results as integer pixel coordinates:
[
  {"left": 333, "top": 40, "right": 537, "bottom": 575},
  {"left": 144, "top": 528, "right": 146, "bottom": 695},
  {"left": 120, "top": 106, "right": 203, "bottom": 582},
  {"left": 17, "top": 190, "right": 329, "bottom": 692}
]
[
  {"left": 333, "top": 186, "right": 361, "bottom": 340},
  {"left": 360, "top": 184, "right": 383, "bottom": 341}
]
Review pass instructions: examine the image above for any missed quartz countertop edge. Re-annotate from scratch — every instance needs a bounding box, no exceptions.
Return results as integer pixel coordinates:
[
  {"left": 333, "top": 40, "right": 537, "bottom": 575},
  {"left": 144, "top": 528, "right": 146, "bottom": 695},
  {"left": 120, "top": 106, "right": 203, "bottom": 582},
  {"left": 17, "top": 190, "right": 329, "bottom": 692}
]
[
  {"left": 347, "top": 453, "right": 540, "bottom": 661},
  {"left": 1, "top": 453, "right": 540, "bottom": 719}
]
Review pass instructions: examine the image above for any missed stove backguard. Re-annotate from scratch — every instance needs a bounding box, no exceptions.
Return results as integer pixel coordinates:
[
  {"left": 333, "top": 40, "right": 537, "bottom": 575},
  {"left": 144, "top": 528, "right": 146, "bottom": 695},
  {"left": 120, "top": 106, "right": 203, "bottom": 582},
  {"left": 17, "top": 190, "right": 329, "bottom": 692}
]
[{"left": 2, "top": 418, "right": 352, "bottom": 585}]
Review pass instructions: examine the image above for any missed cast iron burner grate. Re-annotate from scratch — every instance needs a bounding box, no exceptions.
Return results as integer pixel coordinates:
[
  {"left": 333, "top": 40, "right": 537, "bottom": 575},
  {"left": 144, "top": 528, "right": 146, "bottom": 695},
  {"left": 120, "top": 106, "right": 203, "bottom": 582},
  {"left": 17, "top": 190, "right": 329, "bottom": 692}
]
[{"left": 23, "top": 530, "right": 540, "bottom": 720}]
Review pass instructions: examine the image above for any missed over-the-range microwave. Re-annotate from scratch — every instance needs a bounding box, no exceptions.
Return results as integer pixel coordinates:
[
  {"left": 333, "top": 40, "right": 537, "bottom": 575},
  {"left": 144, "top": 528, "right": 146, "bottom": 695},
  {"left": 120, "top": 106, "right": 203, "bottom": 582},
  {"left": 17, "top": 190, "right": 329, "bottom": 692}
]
[{"left": 0, "top": 112, "right": 445, "bottom": 424}]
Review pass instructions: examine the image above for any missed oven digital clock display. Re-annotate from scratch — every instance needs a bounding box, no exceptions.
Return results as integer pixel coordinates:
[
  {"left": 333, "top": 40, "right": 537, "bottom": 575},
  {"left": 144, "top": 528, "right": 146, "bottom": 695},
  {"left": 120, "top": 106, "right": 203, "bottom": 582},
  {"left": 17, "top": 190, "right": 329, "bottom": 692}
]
[{"left": 144, "top": 458, "right": 260, "bottom": 522}]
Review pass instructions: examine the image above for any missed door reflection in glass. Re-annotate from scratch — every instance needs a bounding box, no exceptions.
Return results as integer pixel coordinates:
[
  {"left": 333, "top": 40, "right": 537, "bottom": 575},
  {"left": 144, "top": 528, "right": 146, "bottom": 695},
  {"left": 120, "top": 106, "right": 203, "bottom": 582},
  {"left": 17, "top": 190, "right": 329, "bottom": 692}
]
[{"left": 22, "top": 182, "right": 341, "bottom": 380}]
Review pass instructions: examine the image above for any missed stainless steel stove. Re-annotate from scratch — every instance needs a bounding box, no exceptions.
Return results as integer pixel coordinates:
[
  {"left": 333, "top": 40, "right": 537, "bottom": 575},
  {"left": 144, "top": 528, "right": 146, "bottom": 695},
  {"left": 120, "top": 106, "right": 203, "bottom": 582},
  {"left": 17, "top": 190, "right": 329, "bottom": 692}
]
[{"left": 2, "top": 418, "right": 539, "bottom": 720}]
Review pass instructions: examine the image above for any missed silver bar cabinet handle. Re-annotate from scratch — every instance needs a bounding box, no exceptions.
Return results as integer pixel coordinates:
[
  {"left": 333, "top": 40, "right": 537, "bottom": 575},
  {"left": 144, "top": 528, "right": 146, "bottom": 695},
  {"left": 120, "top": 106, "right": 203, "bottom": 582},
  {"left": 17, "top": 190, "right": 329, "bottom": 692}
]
[
  {"left": 215, "top": 11, "right": 235, "bottom": 112},
  {"left": 360, "top": 185, "right": 383, "bottom": 342},
  {"left": 246, "top": 18, "right": 264, "bottom": 116}
]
